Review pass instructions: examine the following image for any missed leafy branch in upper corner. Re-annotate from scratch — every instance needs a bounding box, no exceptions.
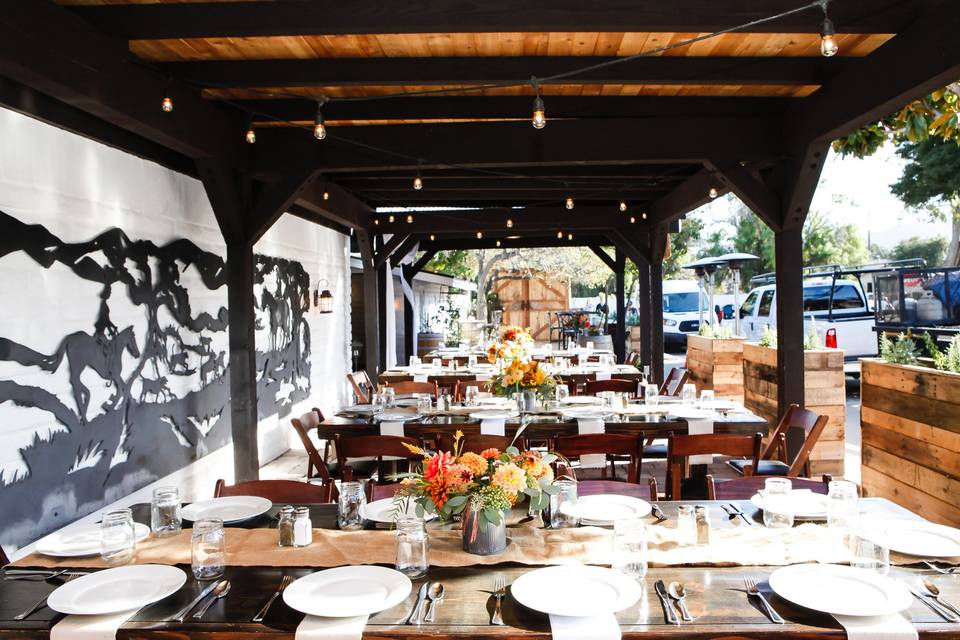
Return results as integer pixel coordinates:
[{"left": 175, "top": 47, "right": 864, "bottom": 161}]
[{"left": 879, "top": 332, "right": 919, "bottom": 366}]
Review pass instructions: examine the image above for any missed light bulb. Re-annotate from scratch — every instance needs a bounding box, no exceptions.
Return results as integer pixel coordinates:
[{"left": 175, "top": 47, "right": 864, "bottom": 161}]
[
  {"left": 388, "top": 214, "right": 395, "bottom": 223},
  {"left": 820, "top": 16, "right": 838, "bottom": 57},
  {"left": 532, "top": 95, "right": 546, "bottom": 130},
  {"left": 709, "top": 186, "right": 719, "bottom": 199},
  {"left": 567, "top": 233, "right": 573, "bottom": 241},
  {"left": 374, "top": 218, "right": 380, "bottom": 226},
  {"left": 630, "top": 216, "right": 636, "bottom": 224},
  {"left": 506, "top": 218, "right": 513, "bottom": 228},
  {"left": 642, "top": 212, "right": 648, "bottom": 220},
  {"left": 313, "top": 102, "right": 327, "bottom": 140},
  {"left": 406, "top": 214, "right": 414, "bottom": 223},
  {"left": 557, "top": 231, "right": 563, "bottom": 239},
  {"left": 245, "top": 127, "right": 256, "bottom": 144},
  {"left": 496, "top": 240, "right": 502, "bottom": 247},
  {"left": 429, "top": 234, "right": 435, "bottom": 241},
  {"left": 476, "top": 231, "right": 483, "bottom": 239},
  {"left": 619, "top": 200, "right": 627, "bottom": 212},
  {"left": 413, "top": 175, "right": 423, "bottom": 190},
  {"left": 565, "top": 197, "right": 574, "bottom": 210},
  {"left": 161, "top": 96, "right": 174, "bottom": 113},
  {"left": 322, "top": 191, "right": 330, "bottom": 201}
]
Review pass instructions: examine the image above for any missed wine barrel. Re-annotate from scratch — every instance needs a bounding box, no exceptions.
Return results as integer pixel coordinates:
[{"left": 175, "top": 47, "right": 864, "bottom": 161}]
[{"left": 417, "top": 332, "right": 444, "bottom": 358}]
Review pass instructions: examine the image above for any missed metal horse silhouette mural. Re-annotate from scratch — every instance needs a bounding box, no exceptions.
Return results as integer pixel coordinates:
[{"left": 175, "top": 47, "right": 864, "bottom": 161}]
[{"left": 0, "top": 210, "right": 311, "bottom": 548}]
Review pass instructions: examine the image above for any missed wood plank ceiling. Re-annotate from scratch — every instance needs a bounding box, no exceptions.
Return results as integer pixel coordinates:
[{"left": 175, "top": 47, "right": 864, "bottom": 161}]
[{"left": 51, "top": 0, "right": 926, "bottom": 222}]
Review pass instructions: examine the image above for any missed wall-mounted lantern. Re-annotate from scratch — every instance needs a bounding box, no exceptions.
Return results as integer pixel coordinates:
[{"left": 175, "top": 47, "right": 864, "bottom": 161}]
[{"left": 313, "top": 278, "right": 334, "bottom": 314}]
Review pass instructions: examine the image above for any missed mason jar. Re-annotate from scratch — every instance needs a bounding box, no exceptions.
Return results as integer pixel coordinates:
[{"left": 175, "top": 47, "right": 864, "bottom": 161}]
[{"left": 395, "top": 516, "right": 429, "bottom": 578}]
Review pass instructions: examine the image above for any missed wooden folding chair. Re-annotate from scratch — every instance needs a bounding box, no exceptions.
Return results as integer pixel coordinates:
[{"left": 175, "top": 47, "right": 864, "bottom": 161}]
[
  {"left": 728, "top": 404, "right": 830, "bottom": 478},
  {"left": 454, "top": 379, "right": 492, "bottom": 401},
  {"left": 658, "top": 367, "right": 691, "bottom": 397},
  {"left": 578, "top": 478, "right": 659, "bottom": 502},
  {"left": 435, "top": 433, "right": 518, "bottom": 454},
  {"left": 583, "top": 378, "right": 639, "bottom": 397},
  {"left": 334, "top": 434, "right": 424, "bottom": 485},
  {"left": 290, "top": 410, "right": 331, "bottom": 483},
  {"left": 384, "top": 380, "right": 439, "bottom": 398},
  {"left": 214, "top": 479, "right": 336, "bottom": 503},
  {"left": 666, "top": 432, "right": 762, "bottom": 500},
  {"left": 550, "top": 433, "right": 644, "bottom": 483},
  {"left": 706, "top": 474, "right": 838, "bottom": 500},
  {"left": 347, "top": 370, "right": 373, "bottom": 404}
]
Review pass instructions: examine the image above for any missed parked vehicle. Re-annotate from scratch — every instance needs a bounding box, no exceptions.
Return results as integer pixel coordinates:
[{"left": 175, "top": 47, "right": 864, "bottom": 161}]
[{"left": 662, "top": 280, "right": 708, "bottom": 349}]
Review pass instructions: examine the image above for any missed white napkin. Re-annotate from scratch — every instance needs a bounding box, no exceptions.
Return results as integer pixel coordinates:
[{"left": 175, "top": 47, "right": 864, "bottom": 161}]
[
  {"left": 577, "top": 418, "right": 607, "bottom": 469},
  {"left": 686, "top": 419, "right": 714, "bottom": 465},
  {"left": 548, "top": 613, "right": 621, "bottom": 639},
  {"left": 380, "top": 422, "right": 405, "bottom": 436},
  {"left": 595, "top": 371, "right": 612, "bottom": 381},
  {"left": 480, "top": 418, "right": 506, "bottom": 436},
  {"left": 833, "top": 613, "right": 917, "bottom": 639},
  {"left": 475, "top": 374, "right": 491, "bottom": 382},
  {"left": 413, "top": 374, "right": 429, "bottom": 383},
  {"left": 51, "top": 609, "right": 140, "bottom": 640},
  {"left": 296, "top": 614, "right": 370, "bottom": 640}
]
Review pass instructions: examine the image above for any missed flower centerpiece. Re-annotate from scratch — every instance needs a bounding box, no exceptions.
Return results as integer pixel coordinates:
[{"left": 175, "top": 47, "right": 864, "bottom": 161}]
[
  {"left": 396, "top": 431, "right": 559, "bottom": 555},
  {"left": 486, "top": 326, "right": 557, "bottom": 403}
]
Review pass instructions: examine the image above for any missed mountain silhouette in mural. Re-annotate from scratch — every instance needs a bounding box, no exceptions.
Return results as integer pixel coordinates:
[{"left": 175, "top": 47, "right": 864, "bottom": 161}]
[{"left": 0, "top": 210, "right": 311, "bottom": 548}]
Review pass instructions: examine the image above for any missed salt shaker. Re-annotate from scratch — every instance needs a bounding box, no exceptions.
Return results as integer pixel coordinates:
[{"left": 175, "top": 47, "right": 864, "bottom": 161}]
[
  {"left": 293, "top": 506, "right": 313, "bottom": 547},
  {"left": 677, "top": 505, "right": 695, "bottom": 545},
  {"left": 695, "top": 506, "right": 711, "bottom": 546},
  {"left": 277, "top": 506, "right": 295, "bottom": 547}
]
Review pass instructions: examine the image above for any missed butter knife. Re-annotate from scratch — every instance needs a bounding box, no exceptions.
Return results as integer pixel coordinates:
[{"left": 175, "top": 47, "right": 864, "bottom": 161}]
[
  {"left": 171, "top": 580, "right": 220, "bottom": 623},
  {"left": 654, "top": 580, "right": 680, "bottom": 625},
  {"left": 406, "top": 582, "right": 429, "bottom": 625}
]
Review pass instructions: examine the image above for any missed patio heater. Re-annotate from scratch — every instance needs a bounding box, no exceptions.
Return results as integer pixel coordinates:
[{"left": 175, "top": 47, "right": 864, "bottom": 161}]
[
  {"left": 716, "top": 253, "right": 759, "bottom": 336},
  {"left": 682, "top": 257, "right": 723, "bottom": 332}
]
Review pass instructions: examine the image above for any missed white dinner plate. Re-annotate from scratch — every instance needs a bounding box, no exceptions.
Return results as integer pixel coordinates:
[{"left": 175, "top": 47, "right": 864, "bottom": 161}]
[
  {"left": 750, "top": 490, "right": 829, "bottom": 520},
  {"left": 561, "top": 407, "right": 614, "bottom": 420},
  {"left": 283, "top": 566, "right": 412, "bottom": 618},
  {"left": 700, "top": 400, "right": 740, "bottom": 411},
  {"left": 47, "top": 564, "right": 186, "bottom": 616},
  {"left": 511, "top": 565, "right": 642, "bottom": 617},
  {"left": 885, "top": 519, "right": 960, "bottom": 557},
  {"left": 339, "top": 404, "right": 380, "bottom": 415},
  {"left": 377, "top": 412, "right": 421, "bottom": 422},
  {"left": 670, "top": 407, "right": 714, "bottom": 420},
  {"left": 560, "top": 396, "right": 601, "bottom": 405},
  {"left": 469, "top": 411, "right": 516, "bottom": 421},
  {"left": 360, "top": 498, "right": 436, "bottom": 524},
  {"left": 768, "top": 564, "right": 912, "bottom": 617},
  {"left": 181, "top": 496, "right": 273, "bottom": 523},
  {"left": 559, "top": 494, "right": 652, "bottom": 525},
  {"left": 36, "top": 523, "right": 151, "bottom": 558}
]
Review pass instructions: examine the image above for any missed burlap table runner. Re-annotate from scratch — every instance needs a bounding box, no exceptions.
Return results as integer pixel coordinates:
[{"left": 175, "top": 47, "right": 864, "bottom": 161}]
[{"left": 18, "top": 520, "right": 944, "bottom": 570}]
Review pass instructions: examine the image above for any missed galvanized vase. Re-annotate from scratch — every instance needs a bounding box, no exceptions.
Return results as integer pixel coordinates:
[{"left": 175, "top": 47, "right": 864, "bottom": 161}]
[{"left": 461, "top": 503, "right": 507, "bottom": 555}]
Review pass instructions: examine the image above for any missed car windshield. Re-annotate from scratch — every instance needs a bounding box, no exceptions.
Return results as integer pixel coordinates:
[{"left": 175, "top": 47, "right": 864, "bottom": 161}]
[{"left": 663, "top": 292, "right": 702, "bottom": 313}]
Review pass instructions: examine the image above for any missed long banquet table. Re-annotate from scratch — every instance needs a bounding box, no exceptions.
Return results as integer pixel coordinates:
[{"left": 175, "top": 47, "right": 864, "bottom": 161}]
[
  {"left": 379, "top": 364, "right": 644, "bottom": 388},
  {"left": 3, "top": 499, "right": 960, "bottom": 638}
]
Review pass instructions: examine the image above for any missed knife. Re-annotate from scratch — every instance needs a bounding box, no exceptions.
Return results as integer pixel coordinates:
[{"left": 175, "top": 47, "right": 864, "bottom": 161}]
[
  {"left": 727, "top": 503, "right": 754, "bottom": 526},
  {"left": 900, "top": 580, "right": 960, "bottom": 623},
  {"left": 406, "top": 582, "right": 429, "bottom": 625},
  {"left": 171, "top": 580, "right": 221, "bottom": 622},
  {"left": 654, "top": 580, "right": 680, "bottom": 625}
]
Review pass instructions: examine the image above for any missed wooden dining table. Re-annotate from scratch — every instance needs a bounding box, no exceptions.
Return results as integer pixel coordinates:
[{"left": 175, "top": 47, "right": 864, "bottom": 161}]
[
  {"left": 3, "top": 499, "right": 959, "bottom": 638},
  {"left": 379, "top": 365, "right": 643, "bottom": 389}
]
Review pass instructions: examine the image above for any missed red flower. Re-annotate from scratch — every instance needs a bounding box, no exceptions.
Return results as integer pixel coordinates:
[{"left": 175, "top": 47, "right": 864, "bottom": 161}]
[
  {"left": 424, "top": 451, "right": 453, "bottom": 482},
  {"left": 584, "top": 321, "right": 591, "bottom": 328}
]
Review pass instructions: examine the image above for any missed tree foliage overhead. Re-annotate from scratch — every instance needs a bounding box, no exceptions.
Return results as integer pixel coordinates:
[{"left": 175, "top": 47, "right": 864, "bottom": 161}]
[{"left": 874, "top": 236, "right": 947, "bottom": 267}]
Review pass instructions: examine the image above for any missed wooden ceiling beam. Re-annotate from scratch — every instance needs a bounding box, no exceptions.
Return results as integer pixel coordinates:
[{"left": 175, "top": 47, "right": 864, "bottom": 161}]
[
  {"left": 68, "top": 0, "right": 924, "bottom": 39},
  {"left": 0, "top": 0, "right": 240, "bottom": 160},
  {"left": 419, "top": 234, "right": 614, "bottom": 251},
  {"left": 164, "top": 56, "right": 835, "bottom": 89},
  {"left": 647, "top": 169, "right": 724, "bottom": 224},
  {"left": 292, "top": 178, "right": 373, "bottom": 230},
  {"left": 372, "top": 208, "right": 642, "bottom": 234}
]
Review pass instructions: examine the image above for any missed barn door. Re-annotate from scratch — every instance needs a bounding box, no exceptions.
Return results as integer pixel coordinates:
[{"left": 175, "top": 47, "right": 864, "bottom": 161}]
[{"left": 494, "top": 273, "right": 569, "bottom": 342}]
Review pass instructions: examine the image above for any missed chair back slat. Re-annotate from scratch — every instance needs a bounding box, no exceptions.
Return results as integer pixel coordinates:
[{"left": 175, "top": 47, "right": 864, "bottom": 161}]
[
  {"left": 334, "top": 434, "right": 424, "bottom": 485},
  {"left": 706, "top": 474, "right": 839, "bottom": 500},
  {"left": 551, "top": 433, "right": 643, "bottom": 483},
  {"left": 214, "top": 479, "right": 336, "bottom": 503},
  {"left": 667, "top": 432, "right": 762, "bottom": 499},
  {"left": 435, "top": 433, "right": 516, "bottom": 454},
  {"left": 347, "top": 371, "right": 371, "bottom": 404},
  {"left": 454, "top": 380, "right": 492, "bottom": 401},
  {"left": 659, "top": 367, "right": 690, "bottom": 397},
  {"left": 583, "top": 378, "right": 639, "bottom": 396},
  {"left": 384, "top": 380, "right": 439, "bottom": 398},
  {"left": 759, "top": 404, "right": 832, "bottom": 477}
]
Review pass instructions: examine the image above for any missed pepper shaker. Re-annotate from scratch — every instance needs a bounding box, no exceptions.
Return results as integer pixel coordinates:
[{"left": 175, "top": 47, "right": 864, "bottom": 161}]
[
  {"left": 277, "top": 505, "right": 296, "bottom": 547},
  {"left": 695, "top": 505, "right": 711, "bottom": 546}
]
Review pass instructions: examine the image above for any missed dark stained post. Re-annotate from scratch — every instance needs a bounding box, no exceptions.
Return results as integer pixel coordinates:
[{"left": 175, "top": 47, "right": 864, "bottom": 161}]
[
  {"left": 649, "top": 225, "right": 668, "bottom": 383},
  {"left": 355, "top": 229, "right": 381, "bottom": 385},
  {"left": 637, "top": 257, "right": 652, "bottom": 373},
  {"left": 402, "top": 264, "right": 416, "bottom": 362},
  {"left": 775, "top": 225, "right": 805, "bottom": 411},
  {"left": 376, "top": 236, "right": 390, "bottom": 372},
  {"left": 614, "top": 249, "right": 626, "bottom": 362}
]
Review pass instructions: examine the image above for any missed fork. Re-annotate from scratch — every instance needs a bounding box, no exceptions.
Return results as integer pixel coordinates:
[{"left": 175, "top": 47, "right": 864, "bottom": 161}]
[
  {"left": 924, "top": 561, "right": 960, "bottom": 575},
  {"left": 252, "top": 575, "right": 293, "bottom": 623},
  {"left": 491, "top": 575, "right": 506, "bottom": 626},
  {"left": 14, "top": 574, "right": 77, "bottom": 620},
  {"left": 744, "top": 577, "right": 784, "bottom": 624}
]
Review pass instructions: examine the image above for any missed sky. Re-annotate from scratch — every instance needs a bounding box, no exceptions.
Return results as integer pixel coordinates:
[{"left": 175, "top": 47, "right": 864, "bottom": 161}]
[{"left": 692, "top": 143, "right": 951, "bottom": 250}]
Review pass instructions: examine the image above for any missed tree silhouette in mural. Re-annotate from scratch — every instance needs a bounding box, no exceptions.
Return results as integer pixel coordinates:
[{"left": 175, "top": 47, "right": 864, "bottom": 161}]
[{"left": 0, "top": 210, "right": 311, "bottom": 548}]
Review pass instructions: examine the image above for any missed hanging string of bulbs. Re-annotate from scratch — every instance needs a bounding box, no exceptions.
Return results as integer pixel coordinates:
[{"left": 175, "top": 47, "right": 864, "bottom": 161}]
[{"left": 159, "top": 0, "right": 838, "bottom": 211}]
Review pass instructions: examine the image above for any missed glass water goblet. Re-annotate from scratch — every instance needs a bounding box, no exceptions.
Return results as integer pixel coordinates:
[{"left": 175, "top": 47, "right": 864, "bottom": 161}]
[
  {"left": 762, "top": 478, "right": 794, "bottom": 529},
  {"left": 612, "top": 518, "right": 648, "bottom": 580}
]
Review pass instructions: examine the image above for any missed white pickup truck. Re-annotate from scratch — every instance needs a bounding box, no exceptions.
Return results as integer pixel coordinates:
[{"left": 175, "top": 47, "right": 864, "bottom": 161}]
[{"left": 739, "top": 278, "right": 878, "bottom": 372}]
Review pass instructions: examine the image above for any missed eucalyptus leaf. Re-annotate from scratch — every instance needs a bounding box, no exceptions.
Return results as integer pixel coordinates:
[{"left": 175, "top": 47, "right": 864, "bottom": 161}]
[{"left": 447, "top": 495, "right": 468, "bottom": 507}]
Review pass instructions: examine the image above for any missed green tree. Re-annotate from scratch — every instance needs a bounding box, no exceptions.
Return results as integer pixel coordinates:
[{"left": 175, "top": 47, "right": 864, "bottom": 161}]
[
  {"left": 423, "top": 249, "right": 474, "bottom": 279},
  {"left": 882, "top": 235, "right": 948, "bottom": 267},
  {"left": 890, "top": 138, "right": 960, "bottom": 265},
  {"left": 730, "top": 207, "right": 775, "bottom": 284},
  {"left": 663, "top": 216, "right": 705, "bottom": 279},
  {"left": 802, "top": 211, "right": 869, "bottom": 268}
]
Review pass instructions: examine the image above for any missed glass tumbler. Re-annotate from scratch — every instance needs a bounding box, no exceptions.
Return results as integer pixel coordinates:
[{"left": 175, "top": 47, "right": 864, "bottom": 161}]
[
  {"left": 150, "top": 486, "right": 182, "bottom": 538},
  {"left": 338, "top": 481, "right": 366, "bottom": 531},
  {"left": 467, "top": 355, "right": 478, "bottom": 368},
  {"left": 432, "top": 358, "right": 443, "bottom": 369},
  {"left": 681, "top": 383, "right": 697, "bottom": 404},
  {"left": 644, "top": 384, "right": 660, "bottom": 406},
  {"left": 372, "top": 392, "right": 388, "bottom": 412},
  {"left": 555, "top": 384, "right": 570, "bottom": 402},
  {"left": 762, "top": 478, "right": 795, "bottom": 528},
  {"left": 464, "top": 385, "right": 480, "bottom": 407},
  {"left": 612, "top": 518, "right": 648, "bottom": 580},
  {"left": 191, "top": 518, "right": 225, "bottom": 580},
  {"left": 417, "top": 393, "right": 433, "bottom": 413},
  {"left": 381, "top": 386, "right": 396, "bottom": 408},
  {"left": 827, "top": 480, "right": 859, "bottom": 530},
  {"left": 849, "top": 516, "right": 889, "bottom": 574},
  {"left": 409, "top": 355, "right": 421, "bottom": 367},
  {"left": 549, "top": 479, "right": 579, "bottom": 529},
  {"left": 699, "top": 389, "right": 715, "bottom": 405},
  {"left": 395, "top": 516, "right": 429, "bottom": 578},
  {"left": 100, "top": 508, "right": 136, "bottom": 566}
]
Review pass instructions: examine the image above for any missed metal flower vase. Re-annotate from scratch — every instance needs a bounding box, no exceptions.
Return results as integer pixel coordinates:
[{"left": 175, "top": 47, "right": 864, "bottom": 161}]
[{"left": 461, "top": 503, "right": 507, "bottom": 555}]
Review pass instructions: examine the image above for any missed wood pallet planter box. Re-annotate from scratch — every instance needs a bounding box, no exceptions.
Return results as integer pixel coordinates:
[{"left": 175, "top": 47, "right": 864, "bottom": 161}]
[
  {"left": 860, "top": 358, "right": 960, "bottom": 527},
  {"left": 628, "top": 325, "right": 643, "bottom": 354},
  {"left": 686, "top": 335, "right": 745, "bottom": 400},
  {"left": 742, "top": 343, "right": 846, "bottom": 477}
]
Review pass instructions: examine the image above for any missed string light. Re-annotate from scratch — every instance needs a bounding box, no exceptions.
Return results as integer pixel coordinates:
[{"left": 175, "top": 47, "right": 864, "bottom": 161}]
[
  {"left": 406, "top": 214, "right": 414, "bottom": 223},
  {"left": 244, "top": 115, "right": 256, "bottom": 144},
  {"left": 629, "top": 216, "right": 636, "bottom": 224},
  {"left": 506, "top": 218, "right": 513, "bottom": 228},
  {"left": 388, "top": 214, "right": 395, "bottom": 223},
  {"left": 819, "top": 0, "right": 838, "bottom": 57},
  {"left": 413, "top": 174, "right": 423, "bottom": 190},
  {"left": 161, "top": 96, "right": 174, "bottom": 113},
  {"left": 430, "top": 234, "right": 436, "bottom": 241},
  {"left": 313, "top": 98, "right": 327, "bottom": 140},
  {"left": 567, "top": 233, "right": 573, "bottom": 241},
  {"left": 642, "top": 212, "right": 648, "bottom": 220},
  {"left": 619, "top": 200, "right": 627, "bottom": 212},
  {"left": 565, "top": 197, "right": 575, "bottom": 210},
  {"left": 496, "top": 240, "right": 502, "bottom": 247},
  {"left": 531, "top": 77, "right": 546, "bottom": 130},
  {"left": 476, "top": 231, "right": 483, "bottom": 239},
  {"left": 322, "top": 191, "right": 330, "bottom": 200},
  {"left": 557, "top": 231, "right": 563, "bottom": 239},
  {"left": 708, "top": 186, "right": 719, "bottom": 199},
  {"left": 373, "top": 218, "right": 380, "bottom": 226}
]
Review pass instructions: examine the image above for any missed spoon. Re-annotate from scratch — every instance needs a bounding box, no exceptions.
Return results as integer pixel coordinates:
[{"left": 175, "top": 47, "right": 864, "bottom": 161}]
[
  {"left": 193, "top": 580, "right": 231, "bottom": 620},
  {"left": 667, "top": 581, "right": 693, "bottom": 621},
  {"left": 651, "top": 504, "right": 668, "bottom": 522},
  {"left": 423, "top": 582, "right": 445, "bottom": 622},
  {"left": 923, "top": 579, "right": 960, "bottom": 617}
]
